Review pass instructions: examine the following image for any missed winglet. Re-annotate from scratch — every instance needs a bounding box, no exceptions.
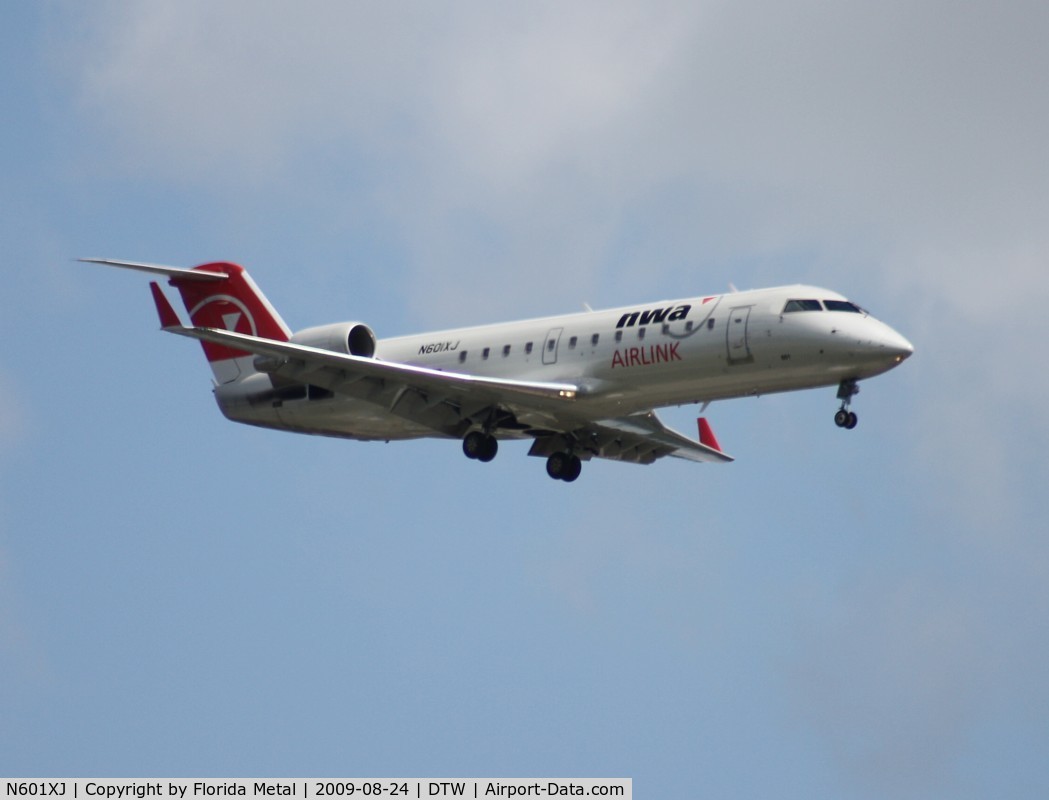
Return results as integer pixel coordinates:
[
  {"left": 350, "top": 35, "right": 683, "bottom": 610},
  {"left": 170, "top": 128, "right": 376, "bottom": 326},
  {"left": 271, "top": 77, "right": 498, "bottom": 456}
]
[
  {"left": 150, "top": 281, "right": 182, "bottom": 329},
  {"left": 697, "top": 417, "right": 723, "bottom": 453}
]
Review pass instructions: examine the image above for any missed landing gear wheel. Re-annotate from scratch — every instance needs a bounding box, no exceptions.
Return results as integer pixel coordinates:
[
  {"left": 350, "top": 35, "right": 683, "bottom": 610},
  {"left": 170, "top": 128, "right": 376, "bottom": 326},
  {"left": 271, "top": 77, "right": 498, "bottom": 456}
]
[
  {"left": 478, "top": 435, "right": 498, "bottom": 462},
  {"left": 546, "top": 452, "right": 568, "bottom": 480},
  {"left": 562, "top": 455, "right": 582, "bottom": 482},
  {"left": 546, "top": 452, "right": 582, "bottom": 482},
  {"left": 834, "top": 378, "right": 861, "bottom": 430},
  {"left": 463, "top": 431, "right": 497, "bottom": 461},
  {"left": 463, "top": 431, "right": 485, "bottom": 459}
]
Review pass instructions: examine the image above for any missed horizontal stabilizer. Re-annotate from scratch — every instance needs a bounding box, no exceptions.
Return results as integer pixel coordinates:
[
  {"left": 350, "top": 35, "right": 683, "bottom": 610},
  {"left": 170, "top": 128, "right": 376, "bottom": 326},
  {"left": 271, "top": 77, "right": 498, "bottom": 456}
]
[{"left": 79, "top": 258, "right": 228, "bottom": 281}]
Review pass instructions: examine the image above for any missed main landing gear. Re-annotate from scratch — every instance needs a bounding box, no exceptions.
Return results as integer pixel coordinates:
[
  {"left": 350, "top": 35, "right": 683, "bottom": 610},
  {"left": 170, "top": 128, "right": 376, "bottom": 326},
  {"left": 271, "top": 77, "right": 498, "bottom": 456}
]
[
  {"left": 462, "top": 430, "right": 498, "bottom": 462},
  {"left": 546, "top": 451, "right": 582, "bottom": 482},
  {"left": 463, "top": 432, "right": 582, "bottom": 481},
  {"left": 835, "top": 378, "right": 859, "bottom": 430}
]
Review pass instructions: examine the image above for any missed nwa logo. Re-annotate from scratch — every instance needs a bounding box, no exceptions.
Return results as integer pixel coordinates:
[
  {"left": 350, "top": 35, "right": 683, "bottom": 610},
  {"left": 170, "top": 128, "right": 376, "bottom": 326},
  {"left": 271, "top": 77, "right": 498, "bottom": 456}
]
[{"left": 616, "top": 304, "right": 691, "bottom": 329}]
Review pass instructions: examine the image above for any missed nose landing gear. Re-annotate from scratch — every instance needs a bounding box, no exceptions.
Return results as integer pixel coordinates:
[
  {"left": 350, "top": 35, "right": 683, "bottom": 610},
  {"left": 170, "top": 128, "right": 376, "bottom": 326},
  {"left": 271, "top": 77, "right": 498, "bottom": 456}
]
[
  {"left": 834, "top": 408, "right": 858, "bottom": 429},
  {"left": 835, "top": 378, "right": 859, "bottom": 430}
]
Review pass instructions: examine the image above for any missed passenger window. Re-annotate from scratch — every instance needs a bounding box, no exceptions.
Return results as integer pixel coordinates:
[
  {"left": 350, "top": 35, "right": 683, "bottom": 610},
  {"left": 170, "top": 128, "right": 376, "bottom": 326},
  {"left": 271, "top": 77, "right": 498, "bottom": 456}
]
[
  {"left": 615, "top": 330, "right": 623, "bottom": 343},
  {"left": 638, "top": 327, "right": 646, "bottom": 340},
  {"left": 547, "top": 340, "right": 555, "bottom": 351},
  {"left": 525, "top": 342, "right": 533, "bottom": 354},
  {"left": 707, "top": 318, "right": 715, "bottom": 330},
  {"left": 591, "top": 333, "right": 599, "bottom": 346},
  {"left": 568, "top": 336, "right": 577, "bottom": 349},
  {"left": 502, "top": 344, "right": 511, "bottom": 356},
  {"left": 459, "top": 351, "right": 467, "bottom": 363},
  {"left": 483, "top": 347, "right": 490, "bottom": 360},
  {"left": 685, "top": 321, "right": 694, "bottom": 332}
]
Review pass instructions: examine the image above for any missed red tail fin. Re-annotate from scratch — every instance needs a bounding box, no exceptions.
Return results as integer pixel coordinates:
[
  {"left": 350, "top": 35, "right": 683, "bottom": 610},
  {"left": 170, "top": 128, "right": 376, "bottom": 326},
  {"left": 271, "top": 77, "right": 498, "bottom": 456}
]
[
  {"left": 169, "top": 262, "right": 291, "bottom": 382},
  {"left": 169, "top": 263, "right": 291, "bottom": 356}
]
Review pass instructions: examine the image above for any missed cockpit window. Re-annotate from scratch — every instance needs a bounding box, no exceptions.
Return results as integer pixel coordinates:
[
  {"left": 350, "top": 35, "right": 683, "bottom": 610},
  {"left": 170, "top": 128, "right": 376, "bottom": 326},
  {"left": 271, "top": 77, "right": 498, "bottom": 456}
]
[
  {"left": 824, "top": 300, "right": 863, "bottom": 313},
  {"left": 783, "top": 299, "right": 823, "bottom": 312}
]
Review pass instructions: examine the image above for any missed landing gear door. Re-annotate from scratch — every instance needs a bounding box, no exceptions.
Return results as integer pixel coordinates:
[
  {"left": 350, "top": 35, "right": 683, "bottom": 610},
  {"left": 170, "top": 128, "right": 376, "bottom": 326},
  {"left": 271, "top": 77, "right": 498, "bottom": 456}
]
[
  {"left": 726, "top": 306, "right": 753, "bottom": 365},
  {"left": 543, "top": 327, "right": 563, "bottom": 365}
]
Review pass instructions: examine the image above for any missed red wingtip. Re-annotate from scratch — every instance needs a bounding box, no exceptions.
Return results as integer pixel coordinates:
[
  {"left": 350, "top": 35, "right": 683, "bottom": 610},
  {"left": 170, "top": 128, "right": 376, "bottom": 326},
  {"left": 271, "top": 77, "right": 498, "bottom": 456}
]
[
  {"left": 150, "top": 281, "right": 182, "bottom": 328},
  {"left": 697, "top": 417, "right": 723, "bottom": 452}
]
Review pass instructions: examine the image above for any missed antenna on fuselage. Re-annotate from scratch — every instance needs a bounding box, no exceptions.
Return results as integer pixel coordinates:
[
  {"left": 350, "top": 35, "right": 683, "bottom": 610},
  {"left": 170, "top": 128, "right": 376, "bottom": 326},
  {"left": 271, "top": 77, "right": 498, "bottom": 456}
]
[
  {"left": 728, "top": 283, "right": 739, "bottom": 293},
  {"left": 582, "top": 302, "right": 594, "bottom": 312}
]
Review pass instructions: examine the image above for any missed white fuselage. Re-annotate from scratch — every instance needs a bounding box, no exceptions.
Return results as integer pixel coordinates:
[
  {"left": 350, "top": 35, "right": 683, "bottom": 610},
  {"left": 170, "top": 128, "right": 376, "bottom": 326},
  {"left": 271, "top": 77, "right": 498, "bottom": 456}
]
[{"left": 216, "top": 284, "right": 913, "bottom": 441}]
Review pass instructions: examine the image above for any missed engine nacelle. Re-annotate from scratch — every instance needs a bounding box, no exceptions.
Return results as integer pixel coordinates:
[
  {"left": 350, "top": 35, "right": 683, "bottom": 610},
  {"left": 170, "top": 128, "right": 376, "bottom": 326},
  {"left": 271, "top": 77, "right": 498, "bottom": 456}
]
[{"left": 290, "top": 322, "right": 377, "bottom": 358}]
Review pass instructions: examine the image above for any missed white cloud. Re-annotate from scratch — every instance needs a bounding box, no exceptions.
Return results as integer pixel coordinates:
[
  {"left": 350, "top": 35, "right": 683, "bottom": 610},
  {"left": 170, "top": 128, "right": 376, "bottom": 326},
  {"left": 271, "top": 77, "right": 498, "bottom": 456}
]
[{"left": 71, "top": 2, "right": 1049, "bottom": 275}]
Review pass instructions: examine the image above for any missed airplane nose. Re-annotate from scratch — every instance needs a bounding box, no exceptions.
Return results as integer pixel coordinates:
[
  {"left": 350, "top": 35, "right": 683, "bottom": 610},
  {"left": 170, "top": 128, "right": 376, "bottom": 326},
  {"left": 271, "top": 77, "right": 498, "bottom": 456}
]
[
  {"left": 831, "top": 317, "right": 914, "bottom": 370},
  {"left": 882, "top": 328, "right": 914, "bottom": 363}
]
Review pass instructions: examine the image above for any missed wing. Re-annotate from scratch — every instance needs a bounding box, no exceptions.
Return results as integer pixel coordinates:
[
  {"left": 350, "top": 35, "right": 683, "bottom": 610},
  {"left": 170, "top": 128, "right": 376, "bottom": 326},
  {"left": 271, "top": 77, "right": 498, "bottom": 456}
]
[
  {"left": 595, "top": 413, "right": 732, "bottom": 463},
  {"left": 528, "top": 412, "right": 733, "bottom": 465},
  {"left": 161, "top": 319, "right": 582, "bottom": 426}
]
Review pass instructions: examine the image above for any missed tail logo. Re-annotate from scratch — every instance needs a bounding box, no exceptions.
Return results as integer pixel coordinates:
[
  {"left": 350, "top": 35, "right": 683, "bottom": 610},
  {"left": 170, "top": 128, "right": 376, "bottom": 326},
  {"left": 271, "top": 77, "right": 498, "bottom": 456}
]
[{"left": 188, "top": 294, "right": 258, "bottom": 337}]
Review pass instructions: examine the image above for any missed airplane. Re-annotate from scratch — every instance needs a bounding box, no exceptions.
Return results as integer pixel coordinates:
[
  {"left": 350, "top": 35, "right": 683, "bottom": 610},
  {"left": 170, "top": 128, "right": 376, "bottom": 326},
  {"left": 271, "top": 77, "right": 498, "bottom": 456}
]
[{"left": 83, "top": 258, "right": 913, "bottom": 482}]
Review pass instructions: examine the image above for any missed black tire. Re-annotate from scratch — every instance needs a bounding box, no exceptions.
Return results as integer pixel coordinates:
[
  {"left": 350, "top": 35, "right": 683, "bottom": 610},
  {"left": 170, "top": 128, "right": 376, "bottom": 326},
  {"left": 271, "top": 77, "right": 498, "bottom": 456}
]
[
  {"left": 845, "top": 411, "right": 858, "bottom": 430},
  {"left": 546, "top": 452, "right": 568, "bottom": 480},
  {"left": 463, "top": 431, "right": 486, "bottom": 459},
  {"left": 834, "top": 409, "right": 849, "bottom": 428},
  {"left": 478, "top": 435, "right": 498, "bottom": 462},
  {"left": 562, "top": 455, "right": 582, "bottom": 482}
]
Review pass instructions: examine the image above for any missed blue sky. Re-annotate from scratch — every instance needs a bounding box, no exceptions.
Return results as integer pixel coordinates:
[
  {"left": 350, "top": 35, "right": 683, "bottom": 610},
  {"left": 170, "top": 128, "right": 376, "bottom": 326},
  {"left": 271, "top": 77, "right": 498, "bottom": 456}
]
[{"left": 2, "top": 2, "right": 1048, "bottom": 797}]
